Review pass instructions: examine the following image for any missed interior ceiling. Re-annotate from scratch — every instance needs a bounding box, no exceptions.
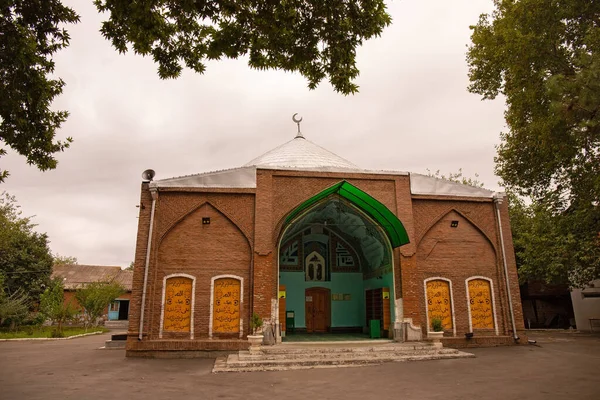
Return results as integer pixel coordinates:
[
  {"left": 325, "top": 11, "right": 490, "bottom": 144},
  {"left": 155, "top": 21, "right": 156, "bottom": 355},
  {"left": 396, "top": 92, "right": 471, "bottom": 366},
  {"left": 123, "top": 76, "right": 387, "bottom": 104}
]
[{"left": 282, "top": 197, "right": 390, "bottom": 271}]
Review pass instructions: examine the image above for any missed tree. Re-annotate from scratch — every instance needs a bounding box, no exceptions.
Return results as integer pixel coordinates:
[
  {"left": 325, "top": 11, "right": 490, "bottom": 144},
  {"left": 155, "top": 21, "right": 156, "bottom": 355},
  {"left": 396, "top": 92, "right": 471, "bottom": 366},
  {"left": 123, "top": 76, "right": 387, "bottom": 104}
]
[
  {"left": 0, "top": 192, "right": 53, "bottom": 301},
  {"left": 2, "top": 1, "right": 390, "bottom": 181},
  {"left": 75, "top": 281, "right": 125, "bottom": 329},
  {"left": 508, "top": 191, "right": 599, "bottom": 287},
  {"left": 52, "top": 254, "right": 78, "bottom": 266},
  {"left": 0, "top": 273, "right": 29, "bottom": 329},
  {"left": 94, "top": 0, "right": 391, "bottom": 95},
  {"left": 467, "top": 0, "right": 600, "bottom": 287},
  {"left": 39, "top": 278, "right": 77, "bottom": 336},
  {"left": 425, "top": 168, "right": 485, "bottom": 188},
  {"left": 124, "top": 262, "right": 134, "bottom": 271},
  {"left": 0, "top": 1, "right": 78, "bottom": 182}
]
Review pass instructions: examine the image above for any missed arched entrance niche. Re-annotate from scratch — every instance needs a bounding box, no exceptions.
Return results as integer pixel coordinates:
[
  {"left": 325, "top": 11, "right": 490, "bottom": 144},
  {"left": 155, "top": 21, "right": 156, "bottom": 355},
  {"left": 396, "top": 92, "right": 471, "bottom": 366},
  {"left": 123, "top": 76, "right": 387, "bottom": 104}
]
[{"left": 277, "top": 181, "right": 409, "bottom": 340}]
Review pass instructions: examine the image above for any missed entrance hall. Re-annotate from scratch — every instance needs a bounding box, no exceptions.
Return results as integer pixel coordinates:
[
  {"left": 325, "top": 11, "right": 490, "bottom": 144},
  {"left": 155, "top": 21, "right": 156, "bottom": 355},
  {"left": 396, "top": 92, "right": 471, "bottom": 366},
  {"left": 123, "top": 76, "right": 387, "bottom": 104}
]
[{"left": 277, "top": 182, "right": 409, "bottom": 340}]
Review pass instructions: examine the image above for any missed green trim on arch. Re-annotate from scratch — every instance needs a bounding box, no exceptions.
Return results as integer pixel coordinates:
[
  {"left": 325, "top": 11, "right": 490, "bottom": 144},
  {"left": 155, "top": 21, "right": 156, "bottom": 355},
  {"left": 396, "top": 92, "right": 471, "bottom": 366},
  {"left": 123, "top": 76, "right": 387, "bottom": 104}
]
[{"left": 284, "top": 181, "right": 409, "bottom": 248}]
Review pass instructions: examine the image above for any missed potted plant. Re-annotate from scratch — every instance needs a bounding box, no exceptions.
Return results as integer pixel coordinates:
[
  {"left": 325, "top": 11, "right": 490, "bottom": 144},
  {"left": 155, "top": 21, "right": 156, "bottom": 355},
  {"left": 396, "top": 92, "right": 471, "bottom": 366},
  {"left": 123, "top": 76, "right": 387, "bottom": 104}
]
[
  {"left": 247, "top": 312, "right": 264, "bottom": 352},
  {"left": 427, "top": 316, "right": 444, "bottom": 344}
]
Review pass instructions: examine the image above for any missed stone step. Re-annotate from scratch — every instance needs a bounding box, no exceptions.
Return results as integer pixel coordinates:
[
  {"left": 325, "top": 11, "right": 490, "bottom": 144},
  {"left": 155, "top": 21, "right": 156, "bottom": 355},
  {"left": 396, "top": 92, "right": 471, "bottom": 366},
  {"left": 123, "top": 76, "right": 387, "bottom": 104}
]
[
  {"left": 213, "top": 350, "right": 475, "bottom": 373},
  {"left": 237, "top": 348, "right": 460, "bottom": 361},
  {"left": 259, "top": 344, "right": 440, "bottom": 355},
  {"left": 104, "top": 320, "right": 129, "bottom": 329},
  {"left": 102, "top": 339, "right": 126, "bottom": 349}
]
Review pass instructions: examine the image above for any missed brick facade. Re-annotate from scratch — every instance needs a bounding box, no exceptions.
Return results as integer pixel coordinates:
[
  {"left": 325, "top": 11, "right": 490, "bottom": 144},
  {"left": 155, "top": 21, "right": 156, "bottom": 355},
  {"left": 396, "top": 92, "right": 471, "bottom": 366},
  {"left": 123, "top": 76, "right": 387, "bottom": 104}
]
[{"left": 126, "top": 170, "right": 525, "bottom": 357}]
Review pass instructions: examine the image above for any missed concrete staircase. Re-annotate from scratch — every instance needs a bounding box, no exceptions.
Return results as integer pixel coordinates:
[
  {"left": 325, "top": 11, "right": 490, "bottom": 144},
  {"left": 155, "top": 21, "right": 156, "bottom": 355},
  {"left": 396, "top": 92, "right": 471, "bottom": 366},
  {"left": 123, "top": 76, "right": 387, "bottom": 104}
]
[
  {"left": 104, "top": 320, "right": 129, "bottom": 330},
  {"left": 212, "top": 341, "right": 475, "bottom": 372},
  {"left": 101, "top": 333, "right": 127, "bottom": 350}
]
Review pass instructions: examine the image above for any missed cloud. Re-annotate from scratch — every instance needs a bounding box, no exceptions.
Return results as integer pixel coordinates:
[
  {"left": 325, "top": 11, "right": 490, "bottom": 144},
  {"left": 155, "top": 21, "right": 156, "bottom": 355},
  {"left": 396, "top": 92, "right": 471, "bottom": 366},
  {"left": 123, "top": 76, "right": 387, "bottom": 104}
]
[{"left": 2, "top": 0, "right": 505, "bottom": 267}]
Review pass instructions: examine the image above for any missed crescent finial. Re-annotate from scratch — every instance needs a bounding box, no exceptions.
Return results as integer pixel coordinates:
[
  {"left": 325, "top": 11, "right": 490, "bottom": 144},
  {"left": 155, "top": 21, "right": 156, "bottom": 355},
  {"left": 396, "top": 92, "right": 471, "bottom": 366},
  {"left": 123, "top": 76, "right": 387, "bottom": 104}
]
[{"left": 292, "top": 113, "right": 304, "bottom": 138}]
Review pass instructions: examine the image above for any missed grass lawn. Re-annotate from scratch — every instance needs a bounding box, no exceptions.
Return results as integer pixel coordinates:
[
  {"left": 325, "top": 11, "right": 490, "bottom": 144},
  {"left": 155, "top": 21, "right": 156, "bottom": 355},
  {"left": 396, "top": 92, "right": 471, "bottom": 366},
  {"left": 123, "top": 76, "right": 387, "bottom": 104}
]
[{"left": 0, "top": 326, "right": 109, "bottom": 339}]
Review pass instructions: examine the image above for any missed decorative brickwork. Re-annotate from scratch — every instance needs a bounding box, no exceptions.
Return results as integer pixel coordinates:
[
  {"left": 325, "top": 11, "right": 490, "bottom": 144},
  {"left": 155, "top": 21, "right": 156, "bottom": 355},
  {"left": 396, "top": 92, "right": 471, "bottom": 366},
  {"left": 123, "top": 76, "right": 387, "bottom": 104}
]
[{"left": 127, "top": 171, "right": 525, "bottom": 356}]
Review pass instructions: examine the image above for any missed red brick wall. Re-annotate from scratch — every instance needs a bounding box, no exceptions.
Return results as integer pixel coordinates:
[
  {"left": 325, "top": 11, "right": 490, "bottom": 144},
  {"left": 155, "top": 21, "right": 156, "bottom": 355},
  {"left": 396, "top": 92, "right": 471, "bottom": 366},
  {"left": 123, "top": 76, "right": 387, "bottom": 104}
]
[
  {"left": 63, "top": 291, "right": 80, "bottom": 311},
  {"left": 128, "top": 184, "right": 152, "bottom": 340},
  {"left": 257, "top": 170, "right": 409, "bottom": 320},
  {"left": 127, "top": 173, "right": 525, "bottom": 352},
  {"left": 128, "top": 186, "right": 255, "bottom": 344},
  {"left": 411, "top": 198, "right": 525, "bottom": 336},
  {"left": 415, "top": 209, "right": 504, "bottom": 335},
  {"left": 154, "top": 202, "right": 252, "bottom": 339}
]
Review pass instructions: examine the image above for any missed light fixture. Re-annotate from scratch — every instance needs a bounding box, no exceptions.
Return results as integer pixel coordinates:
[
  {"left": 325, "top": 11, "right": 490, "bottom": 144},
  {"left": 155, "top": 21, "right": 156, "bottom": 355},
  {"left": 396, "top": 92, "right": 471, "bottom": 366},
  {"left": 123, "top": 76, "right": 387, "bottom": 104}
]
[
  {"left": 450, "top": 220, "right": 459, "bottom": 228},
  {"left": 202, "top": 217, "right": 210, "bottom": 225}
]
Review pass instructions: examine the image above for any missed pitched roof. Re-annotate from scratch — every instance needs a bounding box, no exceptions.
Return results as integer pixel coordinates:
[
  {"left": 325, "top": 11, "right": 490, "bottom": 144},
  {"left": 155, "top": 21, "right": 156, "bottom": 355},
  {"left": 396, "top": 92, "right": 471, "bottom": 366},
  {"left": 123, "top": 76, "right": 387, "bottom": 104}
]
[
  {"left": 149, "top": 131, "right": 499, "bottom": 199},
  {"left": 243, "top": 135, "right": 358, "bottom": 170},
  {"left": 409, "top": 173, "right": 496, "bottom": 198},
  {"left": 51, "top": 264, "right": 133, "bottom": 291},
  {"left": 153, "top": 166, "right": 257, "bottom": 189}
]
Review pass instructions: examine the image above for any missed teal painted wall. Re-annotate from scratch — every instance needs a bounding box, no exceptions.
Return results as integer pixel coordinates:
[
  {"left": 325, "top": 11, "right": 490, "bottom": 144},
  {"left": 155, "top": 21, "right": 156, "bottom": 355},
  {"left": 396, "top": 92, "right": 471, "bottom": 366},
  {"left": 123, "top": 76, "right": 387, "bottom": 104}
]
[{"left": 280, "top": 272, "right": 365, "bottom": 328}]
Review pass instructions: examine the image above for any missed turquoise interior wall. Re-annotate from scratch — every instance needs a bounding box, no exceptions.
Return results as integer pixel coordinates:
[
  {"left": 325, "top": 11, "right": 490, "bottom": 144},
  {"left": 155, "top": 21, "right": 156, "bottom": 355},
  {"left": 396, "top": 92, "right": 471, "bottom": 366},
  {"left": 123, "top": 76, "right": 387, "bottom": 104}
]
[{"left": 280, "top": 272, "right": 365, "bottom": 328}]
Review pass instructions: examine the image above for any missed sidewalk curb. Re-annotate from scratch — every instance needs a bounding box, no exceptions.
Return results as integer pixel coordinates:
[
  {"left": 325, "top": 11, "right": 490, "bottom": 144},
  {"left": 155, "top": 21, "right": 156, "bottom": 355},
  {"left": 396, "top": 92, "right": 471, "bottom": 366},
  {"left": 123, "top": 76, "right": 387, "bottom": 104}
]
[{"left": 0, "top": 330, "right": 108, "bottom": 342}]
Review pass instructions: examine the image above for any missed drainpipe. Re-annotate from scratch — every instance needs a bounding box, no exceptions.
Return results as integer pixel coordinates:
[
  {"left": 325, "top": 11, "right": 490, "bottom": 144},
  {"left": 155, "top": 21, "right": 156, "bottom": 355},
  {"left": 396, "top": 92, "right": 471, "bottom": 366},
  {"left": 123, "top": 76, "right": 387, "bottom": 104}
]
[
  {"left": 493, "top": 192, "right": 519, "bottom": 342},
  {"left": 138, "top": 187, "right": 158, "bottom": 341}
]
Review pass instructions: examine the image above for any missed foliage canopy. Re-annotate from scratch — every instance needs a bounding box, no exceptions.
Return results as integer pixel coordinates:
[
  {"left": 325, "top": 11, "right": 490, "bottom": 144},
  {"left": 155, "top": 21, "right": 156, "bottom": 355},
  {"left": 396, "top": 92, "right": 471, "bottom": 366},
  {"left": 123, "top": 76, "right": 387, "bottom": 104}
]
[
  {"left": 0, "top": 0, "right": 78, "bottom": 182},
  {"left": 39, "top": 278, "right": 77, "bottom": 336},
  {"left": 75, "top": 281, "right": 125, "bottom": 328},
  {"left": 508, "top": 191, "right": 599, "bottom": 287},
  {"left": 425, "top": 168, "right": 485, "bottom": 188},
  {"left": 53, "top": 254, "right": 78, "bottom": 266},
  {"left": 467, "top": 0, "right": 600, "bottom": 287},
  {"left": 0, "top": 273, "right": 29, "bottom": 327},
  {"left": 94, "top": 0, "right": 391, "bottom": 95},
  {"left": 0, "top": 192, "right": 53, "bottom": 300},
  {"left": 1, "top": 1, "right": 391, "bottom": 180}
]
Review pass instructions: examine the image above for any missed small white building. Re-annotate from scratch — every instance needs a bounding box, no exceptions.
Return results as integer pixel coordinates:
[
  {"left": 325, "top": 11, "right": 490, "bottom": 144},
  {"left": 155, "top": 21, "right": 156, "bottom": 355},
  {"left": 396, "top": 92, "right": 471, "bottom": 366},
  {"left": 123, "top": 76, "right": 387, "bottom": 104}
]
[{"left": 570, "top": 279, "right": 600, "bottom": 332}]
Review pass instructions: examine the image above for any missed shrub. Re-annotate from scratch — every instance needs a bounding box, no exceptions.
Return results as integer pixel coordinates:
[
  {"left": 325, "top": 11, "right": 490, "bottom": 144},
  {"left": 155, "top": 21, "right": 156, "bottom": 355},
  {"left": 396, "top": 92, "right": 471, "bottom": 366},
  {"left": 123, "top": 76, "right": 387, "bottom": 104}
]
[
  {"left": 431, "top": 317, "right": 444, "bottom": 332},
  {"left": 250, "top": 312, "right": 263, "bottom": 335}
]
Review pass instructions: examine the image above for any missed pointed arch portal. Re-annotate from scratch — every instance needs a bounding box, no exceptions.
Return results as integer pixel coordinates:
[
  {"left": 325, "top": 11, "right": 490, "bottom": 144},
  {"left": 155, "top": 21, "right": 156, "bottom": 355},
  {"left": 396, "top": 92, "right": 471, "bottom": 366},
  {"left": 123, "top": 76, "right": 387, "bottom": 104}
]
[
  {"left": 284, "top": 181, "right": 409, "bottom": 248},
  {"left": 278, "top": 181, "right": 409, "bottom": 341}
]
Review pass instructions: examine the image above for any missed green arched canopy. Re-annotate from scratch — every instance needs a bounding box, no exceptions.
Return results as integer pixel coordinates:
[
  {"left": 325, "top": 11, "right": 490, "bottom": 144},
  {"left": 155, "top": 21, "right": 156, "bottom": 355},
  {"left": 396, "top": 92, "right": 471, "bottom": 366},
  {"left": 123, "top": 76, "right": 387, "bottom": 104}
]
[{"left": 284, "top": 181, "right": 410, "bottom": 248}]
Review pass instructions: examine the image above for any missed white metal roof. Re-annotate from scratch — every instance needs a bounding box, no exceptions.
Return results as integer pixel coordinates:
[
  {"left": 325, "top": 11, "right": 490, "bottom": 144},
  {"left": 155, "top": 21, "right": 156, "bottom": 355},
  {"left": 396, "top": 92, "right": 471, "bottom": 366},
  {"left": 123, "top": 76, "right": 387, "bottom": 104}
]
[
  {"left": 244, "top": 135, "right": 358, "bottom": 170},
  {"left": 410, "top": 173, "right": 496, "bottom": 198},
  {"left": 151, "top": 166, "right": 257, "bottom": 189},
  {"left": 150, "top": 132, "right": 498, "bottom": 199}
]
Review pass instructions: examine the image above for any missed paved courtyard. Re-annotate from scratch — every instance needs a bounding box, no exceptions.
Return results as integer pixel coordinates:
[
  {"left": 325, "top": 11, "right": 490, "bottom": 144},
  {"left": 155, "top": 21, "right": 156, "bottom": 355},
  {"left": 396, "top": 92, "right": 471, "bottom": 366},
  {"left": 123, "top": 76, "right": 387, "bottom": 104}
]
[{"left": 1, "top": 331, "right": 599, "bottom": 400}]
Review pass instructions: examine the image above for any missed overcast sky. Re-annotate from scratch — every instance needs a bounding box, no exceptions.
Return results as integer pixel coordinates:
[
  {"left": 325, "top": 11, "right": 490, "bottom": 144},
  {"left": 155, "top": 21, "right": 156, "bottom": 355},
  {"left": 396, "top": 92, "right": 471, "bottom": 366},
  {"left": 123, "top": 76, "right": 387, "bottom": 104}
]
[{"left": 3, "top": 0, "right": 506, "bottom": 268}]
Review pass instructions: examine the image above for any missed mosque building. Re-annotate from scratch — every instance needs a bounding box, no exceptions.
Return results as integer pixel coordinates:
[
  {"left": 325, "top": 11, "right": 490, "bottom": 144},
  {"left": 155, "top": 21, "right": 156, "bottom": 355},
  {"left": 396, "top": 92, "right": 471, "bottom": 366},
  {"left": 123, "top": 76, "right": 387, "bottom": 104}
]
[{"left": 126, "top": 118, "right": 525, "bottom": 357}]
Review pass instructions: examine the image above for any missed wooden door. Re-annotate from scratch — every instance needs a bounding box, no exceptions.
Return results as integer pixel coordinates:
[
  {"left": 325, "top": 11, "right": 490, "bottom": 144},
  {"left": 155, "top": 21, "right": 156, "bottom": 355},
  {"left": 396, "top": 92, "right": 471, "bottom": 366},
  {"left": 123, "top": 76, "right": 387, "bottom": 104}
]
[
  {"left": 365, "top": 288, "right": 391, "bottom": 337},
  {"left": 108, "top": 301, "right": 119, "bottom": 321},
  {"left": 305, "top": 287, "right": 330, "bottom": 333},
  {"left": 279, "top": 285, "right": 286, "bottom": 333}
]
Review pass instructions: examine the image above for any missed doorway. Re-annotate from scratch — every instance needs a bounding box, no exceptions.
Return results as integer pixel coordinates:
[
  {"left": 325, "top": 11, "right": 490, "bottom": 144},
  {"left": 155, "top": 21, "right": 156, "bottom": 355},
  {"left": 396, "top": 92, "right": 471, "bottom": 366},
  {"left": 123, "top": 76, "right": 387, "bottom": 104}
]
[
  {"left": 118, "top": 300, "right": 130, "bottom": 320},
  {"left": 277, "top": 181, "right": 410, "bottom": 341},
  {"left": 305, "top": 287, "right": 330, "bottom": 333}
]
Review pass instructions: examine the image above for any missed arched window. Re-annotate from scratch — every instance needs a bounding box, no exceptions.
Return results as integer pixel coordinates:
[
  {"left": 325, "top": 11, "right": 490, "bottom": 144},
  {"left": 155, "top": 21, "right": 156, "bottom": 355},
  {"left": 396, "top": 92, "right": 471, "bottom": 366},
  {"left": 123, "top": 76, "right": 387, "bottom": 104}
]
[
  {"left": 160, "top": 274, "right": 195, "bottom": 339},
  {"left": 210, "top": 275, "right": 243, "bottom": 338},
  {"left": 466, "top": 277, "right": 498, "bottom": 334},
  {"left": 305, "top": 251, "right": 326, "bottom": 282},
  {"left": 424, "top": 278, "right": 455, "bottom": 335}
]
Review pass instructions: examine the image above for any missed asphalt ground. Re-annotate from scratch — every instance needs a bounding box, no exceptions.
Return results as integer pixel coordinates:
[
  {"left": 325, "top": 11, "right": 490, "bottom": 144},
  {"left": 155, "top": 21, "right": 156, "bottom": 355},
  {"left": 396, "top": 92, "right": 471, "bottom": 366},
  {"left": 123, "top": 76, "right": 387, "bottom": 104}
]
[{"left": 1, "top": 330, "right": 599, "bottom": 400}]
